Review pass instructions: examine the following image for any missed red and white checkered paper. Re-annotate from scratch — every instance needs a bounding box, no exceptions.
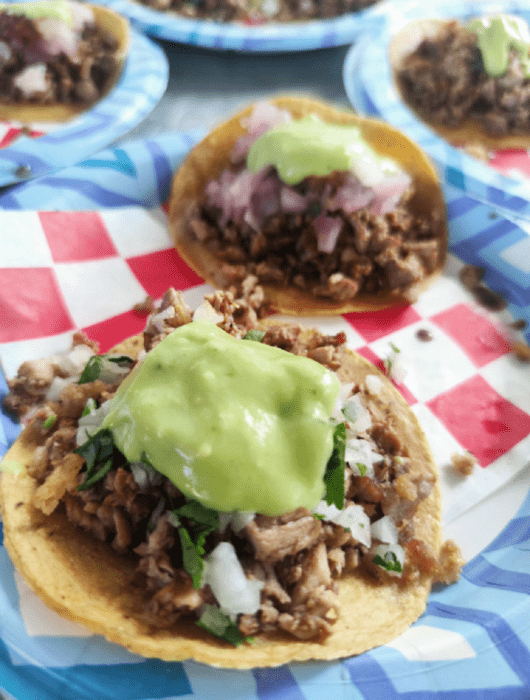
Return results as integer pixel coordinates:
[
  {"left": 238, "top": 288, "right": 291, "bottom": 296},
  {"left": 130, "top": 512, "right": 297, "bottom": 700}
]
[{"left": 1, "top": 208, "right": 529, "bottom": 525}]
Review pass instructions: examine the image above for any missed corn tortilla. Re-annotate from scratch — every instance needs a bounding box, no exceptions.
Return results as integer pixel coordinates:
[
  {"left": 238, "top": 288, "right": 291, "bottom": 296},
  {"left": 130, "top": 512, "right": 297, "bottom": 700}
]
[
  {"left": 0, "top": 5, "right": 129, "bottom": 125},
  {"left": 390, "top": 18, "right": 530, "bottom": 151},
  {"left": 168, "top": 96, "right": 447, "bottom": 316},
  {"left": 0, "top": 326, "right": 442, "bottom": 667}
]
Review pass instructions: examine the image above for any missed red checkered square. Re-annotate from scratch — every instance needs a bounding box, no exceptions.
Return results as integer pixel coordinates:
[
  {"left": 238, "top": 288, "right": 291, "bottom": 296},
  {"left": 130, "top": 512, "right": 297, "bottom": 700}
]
[
  {"left": 0, "top": 268, "right": 73, "bottom": 342},
  {"left": 355, "top": 346, "right": 417, "bottom": 406},
  {"left": 126, "top": 249, "right": 203, "bottom": 299},
  {"left": 427, "top": 374, "right": 530, "bottom": 467},
  {"left": 343, "top": 305, "right": 421, "bottom": 343},
  {"left": 431, "top": 303, "right": 510, "bottom": 368},
  {"left": 82, "top": 310, "right": 148, "bottom": 354},
  {"left": 39, "top": 212, "right": 118, "bottom": 263},
  {"left": 0, "top": 126, "right": 44, "bottom": 148}
]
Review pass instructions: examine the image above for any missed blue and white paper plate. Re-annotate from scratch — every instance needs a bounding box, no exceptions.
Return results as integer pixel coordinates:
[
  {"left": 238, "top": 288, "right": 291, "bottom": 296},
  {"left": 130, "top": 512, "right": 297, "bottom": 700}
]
[
  {"left": 95, "top": 0, "right": 385, "bottom": 51},
  {"left": 342, "top": 0, "right": 530, "bottom": 220},
  {"left": 1, "top": 133, "right": 530, "bottom": 699},
  {"left": 0, "top": 24, "right": 168, "bottom": 188}
]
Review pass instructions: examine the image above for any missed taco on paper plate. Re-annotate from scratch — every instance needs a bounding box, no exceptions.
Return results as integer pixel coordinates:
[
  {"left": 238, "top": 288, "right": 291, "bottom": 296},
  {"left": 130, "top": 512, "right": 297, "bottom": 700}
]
[
  {"left": 0, "top": 288, "right": 463, "bottom": 667},
  {"left": 391, "top": 14, "right": 530, "bottom": 151},
  {"left": 168, "top": 96, "right": 447, "bottom": 316},
  {"left": 0, "top": 0, "right": 129, "bottom": 124}
]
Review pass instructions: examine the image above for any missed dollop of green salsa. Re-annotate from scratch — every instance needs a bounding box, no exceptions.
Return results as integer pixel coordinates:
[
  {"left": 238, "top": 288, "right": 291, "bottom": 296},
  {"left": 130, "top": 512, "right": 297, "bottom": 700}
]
[
  {"left": 102, "top": 321, "right": 340, "bottom": 516},
  {"left": 246, "top": 114, "right": 402, "bottom": 187},
  {"left": 466, "top": 14, "right": 530, "bottom": 78},
  {"left": 0, "top": 0, "right": 73, "bottom": 24}
]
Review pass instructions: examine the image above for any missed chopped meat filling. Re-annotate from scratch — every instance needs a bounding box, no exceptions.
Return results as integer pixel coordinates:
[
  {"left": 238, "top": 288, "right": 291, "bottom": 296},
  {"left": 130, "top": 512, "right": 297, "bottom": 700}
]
[
  {"left": 4, "top": 286, "right": 462, "bottom": 642},
  {"left": 397, "top": 20, "right": 530, "bottom": 138}
]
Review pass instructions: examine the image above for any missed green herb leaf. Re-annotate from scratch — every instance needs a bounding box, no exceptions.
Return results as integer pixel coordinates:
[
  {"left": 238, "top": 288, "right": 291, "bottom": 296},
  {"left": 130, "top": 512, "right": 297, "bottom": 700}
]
[
  {"left": 314, "top": 513, "right": 325, "bottom": 521},
  {"left": 196, "top": 604, "right": 253, "bottom": 647},
  {"left": 356, "top": 462, "right": 367, "bottom": 477},
  {"left": 173, "top": 500, "right": 219, "bottom": 589},
  {"left": 81, "top": 398, "right": 97, "bottom": 418},
  {"left": 175, "top": 500, "right": 219, "bottom": 530},
  {"left": 178, "top": 525, "right": 205, "bottom": 589},
  {"left": 324, "top": 421, "right": 346, "bottom": 510},
  {"left": 243, "top": 330, "right": 265, "bottom": 342},
  {"left": 75, "top": 428, "right": 115, "bottom": 490},
  {"left": 390, "top": 343, "right": 400, "bottom": 354},
  {"left": 42, "top": 413, "right": 56, "bottom": 430},
  {"left": 106, "top": 355, "right": 133, "bottom": 365},
  {"left": 373, "top": 550, "right": 403, "bottom": 573},
  {"left": 78, "top": 356, "right": 103, "bottom": 384}
]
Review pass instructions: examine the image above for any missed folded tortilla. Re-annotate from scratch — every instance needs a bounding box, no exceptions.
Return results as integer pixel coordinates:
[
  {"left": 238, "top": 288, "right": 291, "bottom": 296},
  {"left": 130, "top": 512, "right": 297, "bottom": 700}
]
[
  {"left": 0, "top": 326, "right": 442, "bottom": 667},
  {"left": 390, "top": 18, "right": 530, "bottom": 151},
  {"left": 0, "top": 4, "right": 129, "bottom": 124},
  {"left": 168, "top": 95, "right": 447, "bottom": 316}
]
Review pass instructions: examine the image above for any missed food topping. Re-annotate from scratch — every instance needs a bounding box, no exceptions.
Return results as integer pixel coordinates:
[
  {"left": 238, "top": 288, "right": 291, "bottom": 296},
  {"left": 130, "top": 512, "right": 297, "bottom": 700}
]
[
  {"left": 187, "top": 103, "right": 444, "bottom": 303},
  {"left": 0, "top": 0, "right": 120, "bottom": 106},
  {"left": 397, "top": 15, "right": 530, "bottom": 138},
  {"left": 3, "top": 287, "right": 462, "bottom": 644}
]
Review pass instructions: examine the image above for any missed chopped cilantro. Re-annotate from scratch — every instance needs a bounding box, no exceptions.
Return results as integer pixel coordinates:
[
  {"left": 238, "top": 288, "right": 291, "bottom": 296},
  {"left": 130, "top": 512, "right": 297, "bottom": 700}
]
[
  {"left": 177, "top": 526, "right": 205, "bottom": 589},
  {"left": 390, "top": 343, "right": 400, "bottom": 354},
  {"left": 175, "top": 501, "right": 219, "bottom": 529},
  {"left": 42, "top": 413, "right": 56, "bottom": 430},
  {"left": 243, "top": 330, "right": 265, "bottom": 342},
  {"left": 324, "top": 422, "right": 346, "bottom": 509},
  {"left": 356, "top": 462, "right": 367, "bottom": 477},
  {"left": 106, "top": 355, "right": 134, "bottom": 365},
  {"left": 196, "top": 604, "right": 254, "bottom": 647},
  {"left": 75, "top": 428, "right": 115, "bottom": 491},
  {"left": 373, "top": 550, "right": 403, "bottom": 573},
  {"left": 172, "top": 500, "right": 219, "bottom": 589},
  {"left": 81, "top": 398, "right": 97, "bottom": 417},
  {"left": 314, "top": 513, "right": 325, "bottom": 521},
  {"left": 78, "top": 356, "right": 103, "bottom": 384}
]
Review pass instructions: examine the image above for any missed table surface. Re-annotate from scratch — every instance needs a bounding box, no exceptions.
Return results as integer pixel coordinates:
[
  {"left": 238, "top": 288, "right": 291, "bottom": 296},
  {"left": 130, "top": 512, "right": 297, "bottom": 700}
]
[{"left": 123, "top": 40, "right": 352, "bottom": 139}]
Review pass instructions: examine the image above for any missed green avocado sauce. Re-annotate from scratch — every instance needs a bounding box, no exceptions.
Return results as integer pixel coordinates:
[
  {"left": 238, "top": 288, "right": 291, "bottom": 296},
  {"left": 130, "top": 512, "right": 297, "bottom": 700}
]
[
  {"left": 102, "top": 321, "right": 340, "bottom": 516},
  {"left": 466, "top": 14, "right": 530, "bottom": 78},
  {"left": 0, "top": 0, "right": 73, "bottom": 24},
  {"left": 246, "top": 113, "right": 402, "bottom": 187}
]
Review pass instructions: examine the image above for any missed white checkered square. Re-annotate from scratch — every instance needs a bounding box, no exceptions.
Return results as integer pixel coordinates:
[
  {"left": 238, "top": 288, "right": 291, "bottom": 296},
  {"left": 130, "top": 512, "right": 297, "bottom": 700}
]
[
  {"left": 99, "top": 207, "right": 173, "bottom": 258},
  {"left": 1, "top": 212, "right": 53, "bottom": 267}
]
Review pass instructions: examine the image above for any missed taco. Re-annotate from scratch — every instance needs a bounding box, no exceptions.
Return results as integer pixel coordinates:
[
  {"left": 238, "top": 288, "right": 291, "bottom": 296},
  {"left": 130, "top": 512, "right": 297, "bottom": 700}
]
[
  {"left": 0, "top": 0, "right": 129, "bottom": 124},
  {"left": 129, "top": 0, "right": 378, "bottom": 26},
  {"left": 391, "top": 14, "right": 530, "bottom": 150},
  {"left": 168, "top": 96, "right": 447, "bottom": 317},
  {"left": 0, "top": 287, "right": 462, "bottom": 668}
]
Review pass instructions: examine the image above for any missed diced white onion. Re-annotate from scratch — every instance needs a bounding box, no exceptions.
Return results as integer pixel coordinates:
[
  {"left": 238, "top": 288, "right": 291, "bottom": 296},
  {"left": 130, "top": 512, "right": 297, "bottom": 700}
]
[
  {"left": 13, "top": 64, "right": 48, "bottom": 97},
  {"left": 342, "top": 393, "right": 372, "bottom": 432},
  {"left": 148, "top": 305, "right": 175, "bottom": 334},
  {"left": 332, "top": 381, "right": 355, "bottom": 421},
  {"left": 217, "top": 510, "right": 255, "bottom": 534},
  {"left": 98, "top": 356, "right": 132, "bottom": 384},
  {"left": 166, "top": 510, "right": 180, "bottom": 528},
  {"left": 68, "top": 0, "right": 95, "bottom": 30},
  {"left": 314, "top": 501, "right": 371, "bottom": 548},
  {"left": 76, "top": 399, "right": 111, "bottom": 446},
  {"left": 371, "top": 515, "right": 398, "bottom": 545},
  {"left": 192, "top": 301, "right": 224, "bottom": 325},
  {"left": 365, "top": 374, "right": 382, "bottom": 395},
  {"left": 384, "top": 347, "right": 407, "bottom": 384},
  {"left": 46, "top": 375, "right": 76, "bottom": 402},
  {"left": 57, "top": 344, "right": 95, "bottom": 376},
  {"left": 345, "top": 438, "right": 380, "bottom": 478},
  {"left": 202, "top": 542, "right": 263, "bottom": 615},
  {"left": 36, "top": 17, "right": 78, "bottom": 57},
  {"left": 372, "top": 543, "right": 405, "bottom": 577},
  {"left": 130, "top": 461, "right": 164, "bottom": 490}
]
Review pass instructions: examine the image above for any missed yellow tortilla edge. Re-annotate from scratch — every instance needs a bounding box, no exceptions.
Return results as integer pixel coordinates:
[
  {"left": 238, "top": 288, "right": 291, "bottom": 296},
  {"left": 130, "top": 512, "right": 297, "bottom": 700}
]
[
  {"left": 167, "top": 95, "right": 448, "bottom": 316},
  {"left": 389, "top": 18, "right": 530, "bottom": 151},
  {"left": 0, "top": 4, "right": 130, "bottom": 124},
  {"left": 0, "top": 328, "right": 442, "bottom": 668}
]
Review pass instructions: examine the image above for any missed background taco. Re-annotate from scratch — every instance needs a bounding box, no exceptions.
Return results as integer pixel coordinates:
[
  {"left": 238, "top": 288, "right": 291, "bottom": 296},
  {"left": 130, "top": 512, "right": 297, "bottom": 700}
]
[
  {"left": 168, "top": 95, "right": 447, "bottom": 316},
  {"left": 0, "top": 1, "right": 129, "bottom": 124},
  {"left": 391, "top": 15, "right": 530, "bottom": 151},
  {"left": 0, "top": 291, "right": 460, "bottom": 668}
]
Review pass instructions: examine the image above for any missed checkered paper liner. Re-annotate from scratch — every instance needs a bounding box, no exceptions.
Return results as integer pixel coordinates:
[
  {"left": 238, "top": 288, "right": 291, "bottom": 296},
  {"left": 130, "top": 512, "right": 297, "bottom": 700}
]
[
  {"left": 342, "top": 0, "right": 530, "bottom": 221},
  {"left": 1, "top": 134, "right": 530, "bottom": 699}
]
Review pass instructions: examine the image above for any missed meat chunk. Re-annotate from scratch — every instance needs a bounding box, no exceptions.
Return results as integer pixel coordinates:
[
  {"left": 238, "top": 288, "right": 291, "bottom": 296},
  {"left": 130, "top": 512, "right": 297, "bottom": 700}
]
[{"left": 244, "top": 509, "right": 323, "bottom": 563}]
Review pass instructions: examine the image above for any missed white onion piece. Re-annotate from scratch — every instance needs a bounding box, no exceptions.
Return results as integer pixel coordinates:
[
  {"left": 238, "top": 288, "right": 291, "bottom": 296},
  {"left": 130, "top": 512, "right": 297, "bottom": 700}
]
[
  {"left": 332, "top": 381, "right": 354, "bottom": 421},
  {"left": 342, "top": 393, "right": 372, "bottom": 432},
  {"left": 314, "top": 501, "right": 371, "bottom": 548},
  {"left": 315, "top": 214, "right": 342, "bottom": 254},
  {"left": 147, "top": 305, "right": 175, "bottom": 334},
  {"left": 372, "top": 543, "right": 405, "bottom": 577},
  {"left": 371, "top": 515, "right": 398, "bottom": 545},
  {"left": 98, "top": 356, "right": 132, "bottom": 384},
  {"left": 76, "top": 399, "right": 111, "bottom": 446},
  {"left": 13, "top": 64, "right": 48, "bottom": 97},
  {"left": 36, "top": 17, "right": 78, "bottom": 57},
  {"left": 57, "top": 344, "right": 95, "bottom": 376},
  {"left": 46, "top": 375, "right": 76, "bottom": 402},
  {"left": 130, "top": 461, "right": 164, "bottom": 490},
  {"left": 345, "top": 438, "right": 379, "bottom": 478},
  {"left": 384, "top": 346, "right": 407, "bottom": 384},
  {"left": 365, "top": 374, "right": 382, "bottom": 395},
  {"left": 217, "top": 510, "right": 255, "bottom": 534},
  {"left": 68, "top": 0, "right": 95, "bottom": 30},
  {"left": 202, "top": 542, "right": 263, "bottom": 615},
  {"left": 193, "top": 301, "right": 224, "bottom": 325},
  {"left": 260, "top": 0, "right": 280, "bottom": 16}
]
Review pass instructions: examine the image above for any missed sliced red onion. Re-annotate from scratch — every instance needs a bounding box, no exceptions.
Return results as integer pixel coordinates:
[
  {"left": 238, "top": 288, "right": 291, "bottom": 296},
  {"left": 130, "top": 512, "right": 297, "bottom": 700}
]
[
  {"left": 371, "top": 515, "right": 398, "bottom": 545},
  {"left": 232, "top": 101, "right": 292, "bottom": 161},
  {"left": 202, "top": 542, "right": 263, "bottom": 615},
  {"left": 328, "top": 173, "right": 373, "bottom": 214},
  {"left": 279, "top": 185, "right": 308, "bottom": 213},
  {"left": 13, "top": 63, "right": 48, "bottom": 97},
  {"left": 369, "top": 173, "right": 412, "bottom": 216},
  {"left": 315, "top": 214, "right": 342, "bottom": 254}
]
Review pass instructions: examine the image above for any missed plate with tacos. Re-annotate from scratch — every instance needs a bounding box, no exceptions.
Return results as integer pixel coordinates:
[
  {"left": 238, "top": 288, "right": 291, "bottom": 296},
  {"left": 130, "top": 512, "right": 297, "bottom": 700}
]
[
  {"left": 342, "top": 0, "right": 530, "bottom": 220},
  {"left": 0, "top": 0, "right": 168, "bottom": 188},
  {"left": 1, "top": 104, "right": 530, "bottom": 698},
  {"left": 93, "top": 0, "right": 385, "bottom": 51}
]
